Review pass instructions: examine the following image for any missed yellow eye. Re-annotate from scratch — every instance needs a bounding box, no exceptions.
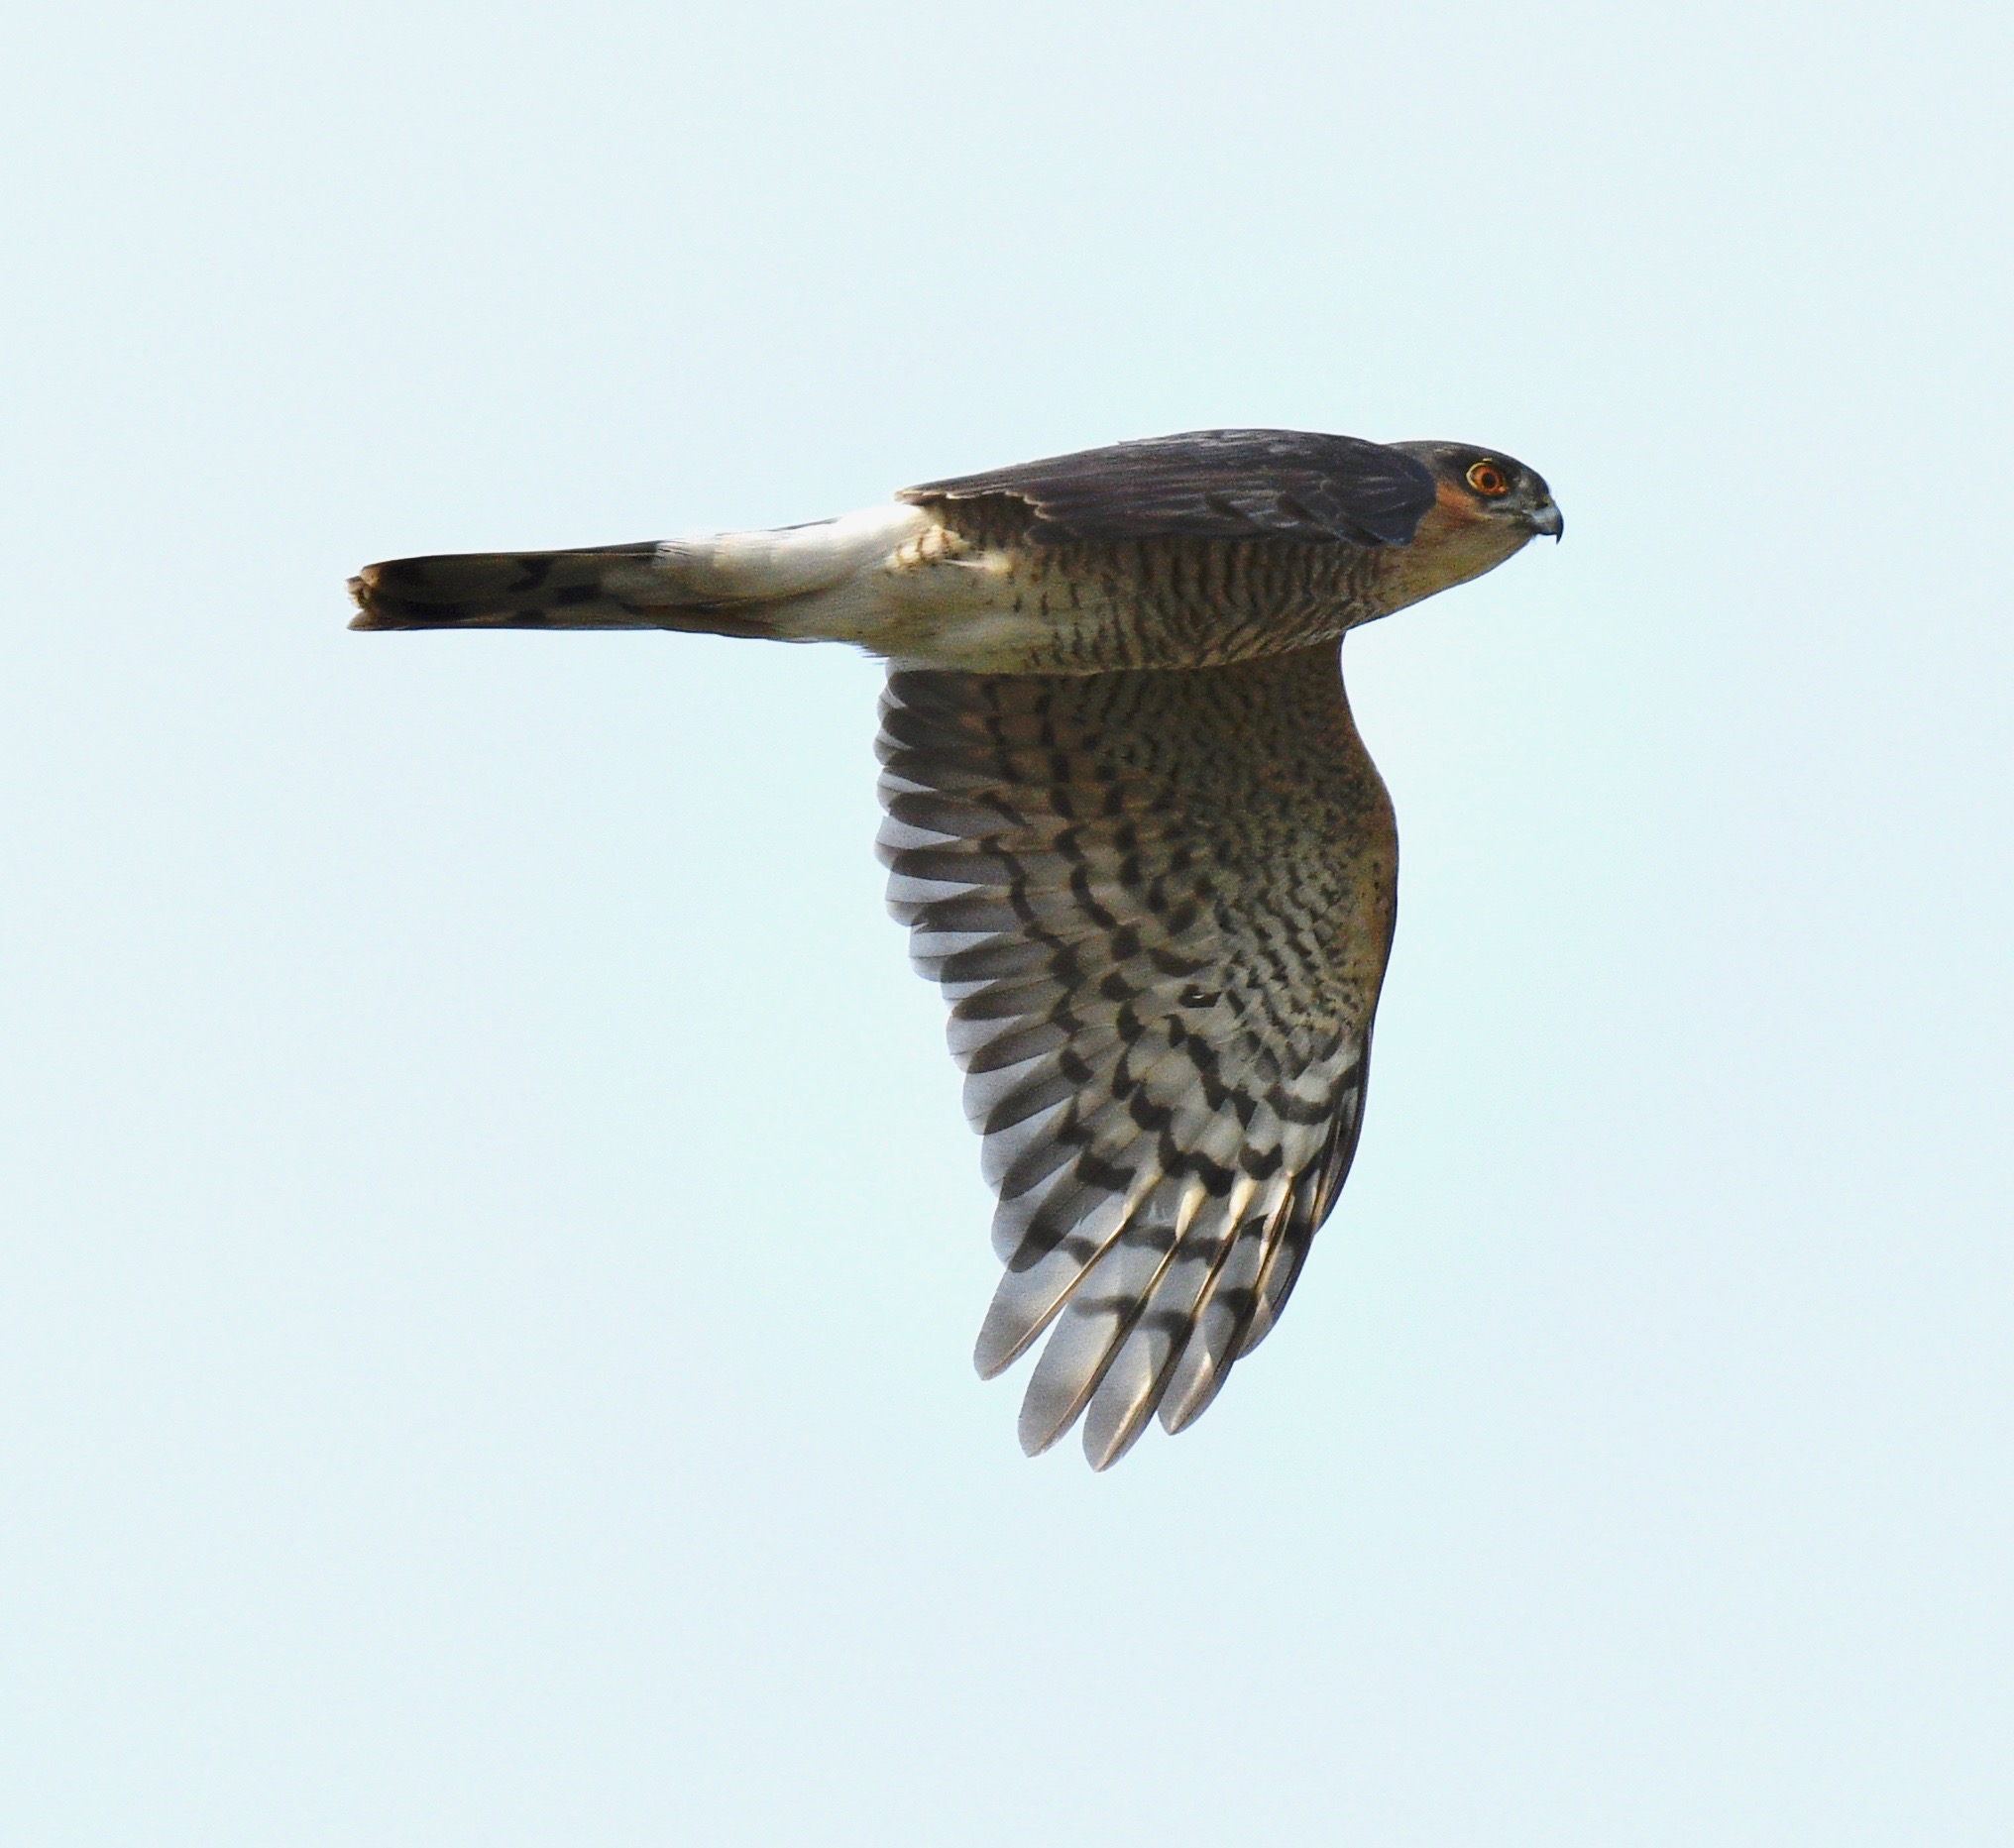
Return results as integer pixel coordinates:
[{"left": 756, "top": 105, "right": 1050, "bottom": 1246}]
[{"left": 1466, "top": 461, "right": 1510, "bottom": 496}]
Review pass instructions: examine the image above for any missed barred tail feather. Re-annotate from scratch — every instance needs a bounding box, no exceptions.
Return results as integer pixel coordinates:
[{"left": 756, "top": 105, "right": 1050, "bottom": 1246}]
[
  {"left": 348, "top": 542, "right": 691, "bottom": 632},
  {"left": 348, "top": 503, "right": 933, "bottom": 639}
]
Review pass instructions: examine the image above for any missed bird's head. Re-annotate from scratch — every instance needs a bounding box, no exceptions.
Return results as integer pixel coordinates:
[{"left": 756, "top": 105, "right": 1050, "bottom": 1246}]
[
  {"left": 1364, "top": 440, "right": 1562, "bottom": 617},
  {"left": 1391, "top": 441, "right": 1562, "bottom": 542}
]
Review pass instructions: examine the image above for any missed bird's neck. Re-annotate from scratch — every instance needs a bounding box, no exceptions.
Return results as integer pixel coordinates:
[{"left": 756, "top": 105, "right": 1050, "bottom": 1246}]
[{"left": 1363, "top": 490, "right": 1533, "bottom": 621}]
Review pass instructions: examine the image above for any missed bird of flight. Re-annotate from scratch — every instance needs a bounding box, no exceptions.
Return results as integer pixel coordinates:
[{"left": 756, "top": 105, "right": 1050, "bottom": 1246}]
[{"left": 351, "top": 429, "right": 1562, "bottom": 1468}]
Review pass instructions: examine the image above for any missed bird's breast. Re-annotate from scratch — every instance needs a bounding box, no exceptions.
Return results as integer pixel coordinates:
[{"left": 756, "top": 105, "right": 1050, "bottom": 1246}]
[{"left": 877, "top": 525, "right": 1389, "bottom": 674}]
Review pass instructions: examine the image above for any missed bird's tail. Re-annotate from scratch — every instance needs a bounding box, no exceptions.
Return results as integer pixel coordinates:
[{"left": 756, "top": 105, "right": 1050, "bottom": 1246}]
[{"left": 348, "top": 503, "right": 934, "bottom": 641}]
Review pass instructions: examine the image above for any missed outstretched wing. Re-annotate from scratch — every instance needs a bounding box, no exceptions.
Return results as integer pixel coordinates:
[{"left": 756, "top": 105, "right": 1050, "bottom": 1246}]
[
  {"left": 876, "top": 645, "right": 1399, "bottom": 1468},
  {"left": 900, "top": 428, "right": 1436, "bottom": 548}
]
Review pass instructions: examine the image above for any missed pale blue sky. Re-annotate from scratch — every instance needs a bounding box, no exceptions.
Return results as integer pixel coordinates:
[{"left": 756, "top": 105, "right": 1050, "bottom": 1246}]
[{"left": 4, "top": 3, "right": 2010, "bottom": 1842}]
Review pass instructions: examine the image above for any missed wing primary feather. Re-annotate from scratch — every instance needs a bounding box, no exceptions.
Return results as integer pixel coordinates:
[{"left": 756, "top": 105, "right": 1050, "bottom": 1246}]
[
  {"left": 1017, "top": 1187, "right": 1188, "bottom": 1456},
  {"left": 1158, "top": 1181, "right": 1298, "bottom": 1435},
  {"left": 973, "top": 1162, "right": 1166, "bottom": 1379},
  {"left": 1080, "top": 1175, "right": 1238, "bottom": 1468}
]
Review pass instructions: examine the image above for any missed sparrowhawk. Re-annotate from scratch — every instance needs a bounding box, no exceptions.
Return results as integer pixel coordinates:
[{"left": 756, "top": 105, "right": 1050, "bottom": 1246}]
[{"left": 350, "top": 429, "right": 1562, "bottom": 1468}]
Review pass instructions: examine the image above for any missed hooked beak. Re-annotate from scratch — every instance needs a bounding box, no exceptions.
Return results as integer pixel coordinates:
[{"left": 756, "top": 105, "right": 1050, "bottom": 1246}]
[{"left": 1525, "top": 500, "right": 1564, "bottom": 541}]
